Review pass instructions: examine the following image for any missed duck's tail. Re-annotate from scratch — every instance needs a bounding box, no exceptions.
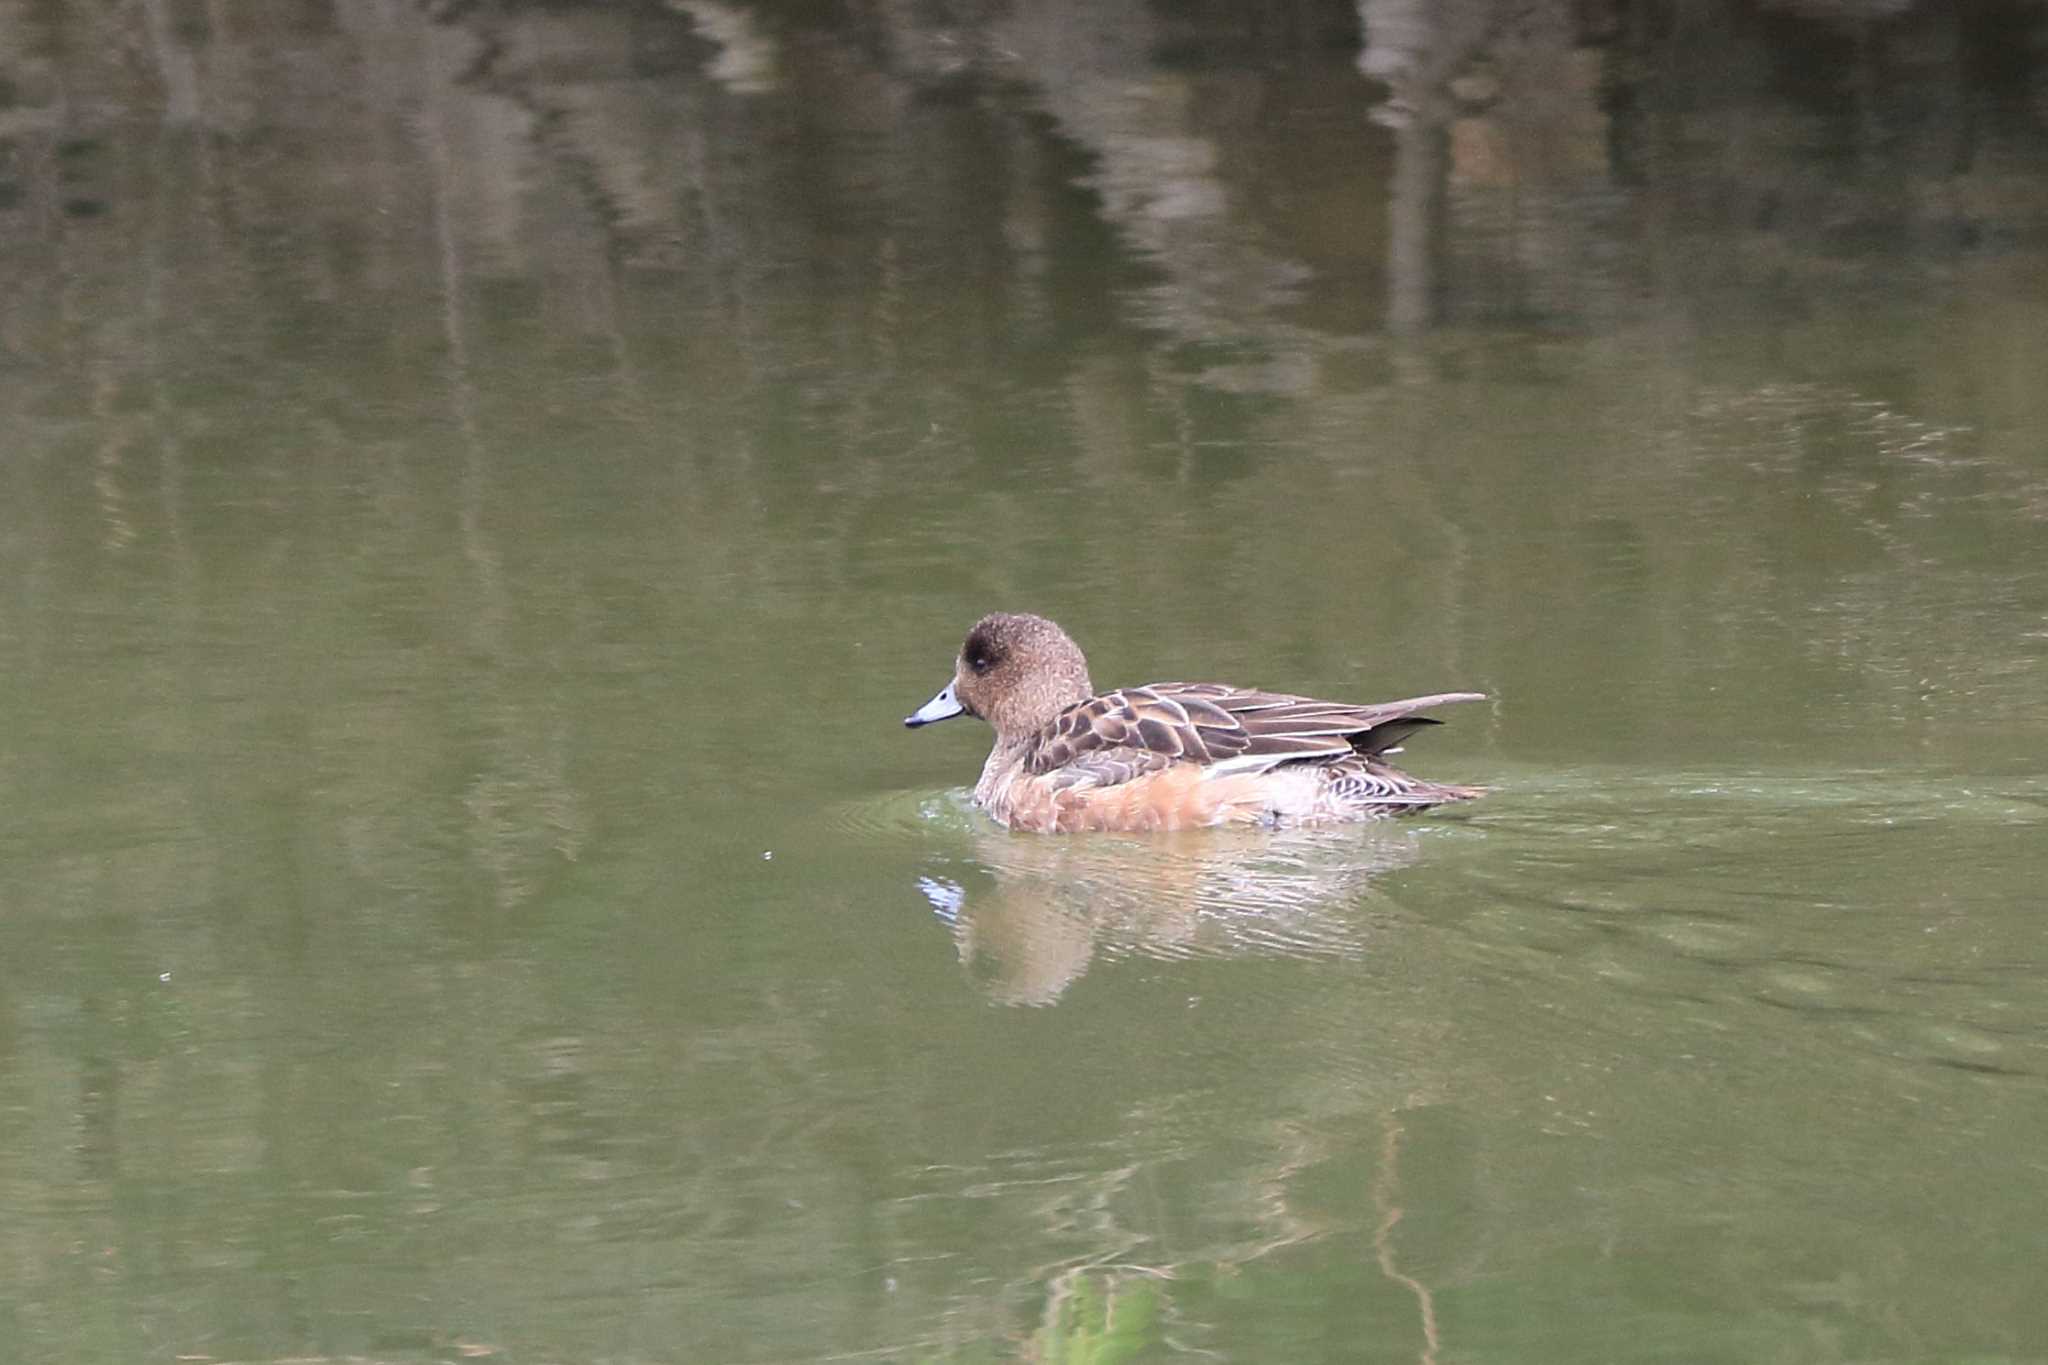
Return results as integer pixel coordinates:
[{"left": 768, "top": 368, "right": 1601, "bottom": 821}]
[
  {"left": 1350, "top": 691, "right": 1487, "bottom": 760},
  {"left": 1328, "top": 758, "right": 1486, "bottom": 812}
]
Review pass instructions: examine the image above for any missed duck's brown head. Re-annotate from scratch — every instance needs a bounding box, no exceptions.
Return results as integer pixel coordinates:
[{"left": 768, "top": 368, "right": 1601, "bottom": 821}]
[{"left": 904, "top": 613, "right": 1096, "bottom": 741}]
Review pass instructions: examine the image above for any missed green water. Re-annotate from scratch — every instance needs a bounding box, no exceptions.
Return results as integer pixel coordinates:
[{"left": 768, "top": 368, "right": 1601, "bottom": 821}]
[{"left": 4, "top": 2, "right": 2048, "bottom": 1361}]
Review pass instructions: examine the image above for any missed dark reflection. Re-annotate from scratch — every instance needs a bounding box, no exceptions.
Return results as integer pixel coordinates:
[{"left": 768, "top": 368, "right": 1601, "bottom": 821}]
[
  {"left": 918, "top": 822, "right": 1440, "bottom": 1004},
  {"left": 0, "top": 0, "right": 2041, "bottom": 439}
]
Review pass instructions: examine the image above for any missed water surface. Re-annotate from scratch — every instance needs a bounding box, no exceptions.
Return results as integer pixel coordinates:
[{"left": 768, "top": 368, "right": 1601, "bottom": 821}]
[{"left": 3, "top": 2, "right": 2047, "bottom": 1361}]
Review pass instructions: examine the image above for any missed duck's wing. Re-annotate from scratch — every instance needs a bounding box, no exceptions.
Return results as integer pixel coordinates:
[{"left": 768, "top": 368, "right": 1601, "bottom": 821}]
[
  {"left": 1026, "top": 683, "right": 1485, "bottom": 782},
  {"left": 1036, "top": 746, "right": 1178, "bottom": 792}
]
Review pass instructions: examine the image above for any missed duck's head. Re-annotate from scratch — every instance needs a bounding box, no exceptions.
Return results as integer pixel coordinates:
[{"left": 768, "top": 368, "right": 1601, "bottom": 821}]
[{"left": 905, "top": 613, "right": 1095, "bottom": 740}]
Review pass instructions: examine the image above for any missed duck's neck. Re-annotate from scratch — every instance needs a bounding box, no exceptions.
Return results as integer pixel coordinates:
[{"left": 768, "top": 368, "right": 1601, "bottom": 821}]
[{"left": 974, "top": 734, "right": 1033, "bottom": 808}]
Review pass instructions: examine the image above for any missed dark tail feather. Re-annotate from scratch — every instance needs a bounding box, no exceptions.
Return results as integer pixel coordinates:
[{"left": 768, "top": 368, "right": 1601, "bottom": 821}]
[{"left": 1354, "top": 715, "right": 1440, "bottom": 758}]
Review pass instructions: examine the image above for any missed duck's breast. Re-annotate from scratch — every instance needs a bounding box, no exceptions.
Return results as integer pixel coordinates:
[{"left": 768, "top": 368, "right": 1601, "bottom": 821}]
[{"left": 988, "top": 762, "right": 1324, "bottom": 833}]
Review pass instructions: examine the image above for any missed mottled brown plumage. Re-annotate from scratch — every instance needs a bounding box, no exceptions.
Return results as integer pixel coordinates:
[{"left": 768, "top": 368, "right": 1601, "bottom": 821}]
[{"left": 905, "top": 613, "right": 1486, "bottom": 832}]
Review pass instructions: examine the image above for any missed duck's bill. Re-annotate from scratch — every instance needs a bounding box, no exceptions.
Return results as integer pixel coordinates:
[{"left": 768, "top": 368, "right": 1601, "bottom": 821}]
[{"left": 904, "top": 681, "right": 965, "bottom": 728}]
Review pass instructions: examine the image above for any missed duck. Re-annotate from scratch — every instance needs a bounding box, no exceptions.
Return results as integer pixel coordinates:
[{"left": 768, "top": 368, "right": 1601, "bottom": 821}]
[{"left": 904, "top": 612, "right": 1486, "bottom": 832}]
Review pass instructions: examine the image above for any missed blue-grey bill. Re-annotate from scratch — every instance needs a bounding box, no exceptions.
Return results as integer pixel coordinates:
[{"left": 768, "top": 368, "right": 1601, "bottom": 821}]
[{"left": 904, "top": 681, "right": 965, "bottom": 728}]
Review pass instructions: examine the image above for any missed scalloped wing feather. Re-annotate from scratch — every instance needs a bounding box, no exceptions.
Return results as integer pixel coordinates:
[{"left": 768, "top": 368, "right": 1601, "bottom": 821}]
[
  {"left": 1024, "top": 684, "right": 1484, "bottom": 784},
  {"left": 1037, "top": 745, "right": 1177, "bottom": 791}
]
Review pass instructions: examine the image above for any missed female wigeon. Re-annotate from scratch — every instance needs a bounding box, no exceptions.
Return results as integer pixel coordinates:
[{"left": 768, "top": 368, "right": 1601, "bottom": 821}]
[{"left": 905, "top": 613, "right": 1486, "bottom": 833}]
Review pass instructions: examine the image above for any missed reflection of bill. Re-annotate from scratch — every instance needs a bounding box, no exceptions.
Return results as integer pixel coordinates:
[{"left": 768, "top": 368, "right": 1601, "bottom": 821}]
[{"left": 916, "top": 823, "right": 1438, "bottom": 1005}]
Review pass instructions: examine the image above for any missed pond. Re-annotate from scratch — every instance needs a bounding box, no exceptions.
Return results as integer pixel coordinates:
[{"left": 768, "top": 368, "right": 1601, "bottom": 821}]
[{"left": 3, "top": 2, "right": 2047, "bottom": 1361}]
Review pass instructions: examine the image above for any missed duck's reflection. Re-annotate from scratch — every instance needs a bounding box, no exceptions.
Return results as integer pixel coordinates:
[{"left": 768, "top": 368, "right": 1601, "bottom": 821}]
[{"left": 918, "top": 821, "right": 1444, "bottom": 1005}]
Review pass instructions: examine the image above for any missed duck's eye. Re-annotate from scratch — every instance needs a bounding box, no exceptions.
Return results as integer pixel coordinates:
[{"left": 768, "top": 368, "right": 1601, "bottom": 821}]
[{"left": 963, "top": 631, "right": 1001, "bottom": 674}]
